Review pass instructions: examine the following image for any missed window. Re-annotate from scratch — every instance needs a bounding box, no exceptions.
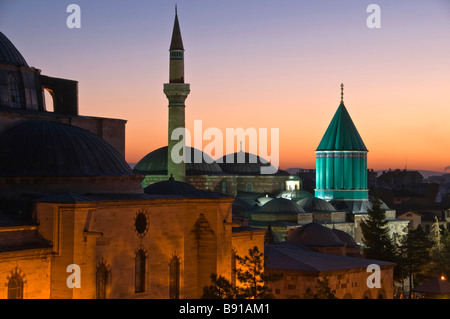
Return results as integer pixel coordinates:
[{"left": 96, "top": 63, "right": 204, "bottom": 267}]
[
  {"left": 43, "top": 88, "right": 55, "bottom": 112},
  {"left": 170, "top": 255, "right": 181, "bottom": 299},
  {"left": 135, "top": 250, "right": 146, "bottom": 293},
  {"left": 96, "top": 264, "right": 109, "bottom": 299},
  {"left": 135, "top": 210, "right": 149, "bottom": 237},
  {"left": 246, "top": 183, "right": 253, "bottom": 192},
  {"left": 8, "top": 274, "right": 23, "bottom": 299},
  {"left": 9, "top": 76, "right": 21, "bottom": 108}
]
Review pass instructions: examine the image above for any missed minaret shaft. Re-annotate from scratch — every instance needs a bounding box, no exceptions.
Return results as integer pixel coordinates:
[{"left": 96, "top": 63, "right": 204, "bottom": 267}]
[{"left": 164, "top": 10, "right": 190, "bottom": 182}]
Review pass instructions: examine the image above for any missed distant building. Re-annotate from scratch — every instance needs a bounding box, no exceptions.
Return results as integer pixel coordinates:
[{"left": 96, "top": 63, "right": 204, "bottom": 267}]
[
  {"left": 265, "top": 223, "right": 395, "bottom": 299},
  {"left": 377, "top": 169, "right": 424, "bottom": 188}
]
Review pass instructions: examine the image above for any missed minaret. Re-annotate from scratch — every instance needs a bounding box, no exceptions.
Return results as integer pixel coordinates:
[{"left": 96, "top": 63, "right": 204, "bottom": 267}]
[
  {"left": 164, "top": 7, "right": 190, "bottom": 182},
  {"left": 315, "top": 84, "right": 369, "bottom": 205}
]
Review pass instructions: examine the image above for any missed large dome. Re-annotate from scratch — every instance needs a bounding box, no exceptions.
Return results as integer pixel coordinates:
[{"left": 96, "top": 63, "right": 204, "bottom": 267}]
[
  {"left": 217, "top": 151, "right": 276, "bottom": 175},
  {"left": 0, "top": 120, "right": 135, "bottom": 177},
  {"left": 0, "top": 32, "right": 28, "bottom": 67},
  {"left": 134, "top": 146, "right": 223, "bottom": 175}
]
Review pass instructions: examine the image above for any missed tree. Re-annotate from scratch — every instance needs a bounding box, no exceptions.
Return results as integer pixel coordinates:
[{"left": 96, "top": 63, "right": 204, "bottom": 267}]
[
  {"left": 201, "top": 246, "right": 282, "bottom": 299},
  {"left": 201, "top": 273, "right": 237, "bottom": 299},
  {"left": 360, "top": 194, "right": 396, "bottom": 262},
  {"left": 235, "top": 246, "right": 282, "bottom": 299},
  {"left": 302, "top": 277, "right": 337, "bottom": 299},
  {"left": 423, "top": 227, "right": 450, "bottom": 280},
  {"left": 397, "top": 225, "right": 433, "bottom": 298}
]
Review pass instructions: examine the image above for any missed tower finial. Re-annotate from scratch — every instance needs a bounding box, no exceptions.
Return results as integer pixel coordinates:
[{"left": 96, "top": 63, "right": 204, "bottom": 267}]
[
  {"left": 340, "top": 83, "right": 344, "bottom": 104},
  {"left": 175, "top": 4, "right": 177, "bottom": 15}
]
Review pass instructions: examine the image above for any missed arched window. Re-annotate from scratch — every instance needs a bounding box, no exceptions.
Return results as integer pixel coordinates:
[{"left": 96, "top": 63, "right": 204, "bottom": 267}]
[
  {"left": 96, "top": 263, "right": 109, "bottom": 299},
  {"left": 9, "top": 76, "right": 21, "bottom": 108},
  {"left": 246, "top": 183, "right": 253, "bottom": 192},
  {"left": 43, "top": 88, "right": 55, "bottom": 112},
  {"left": 170, "top": 255, "right": 181, "bottom": 299},
  {"left": 135, "top": 249, "right": 146, "bottom": 293},
  {"left": 8, "top": 274, "right": 23, "bottom": 299}
]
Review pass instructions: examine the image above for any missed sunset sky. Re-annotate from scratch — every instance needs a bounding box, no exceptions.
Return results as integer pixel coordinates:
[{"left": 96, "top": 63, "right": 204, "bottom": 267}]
[{"left": 1, "top": 0, "right": 450, "bottom": 172}]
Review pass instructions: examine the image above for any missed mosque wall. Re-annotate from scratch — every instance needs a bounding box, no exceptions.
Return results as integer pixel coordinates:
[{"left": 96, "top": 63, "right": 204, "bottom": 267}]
[
  {"left": 30, "top": 197, "right": 237, "bottom": 299},
  {"left": 236, "top": 175, "right": 288, "bottom": 195},
  {"left": 0, "top": 245, "right": 52, "bottom": 299}
]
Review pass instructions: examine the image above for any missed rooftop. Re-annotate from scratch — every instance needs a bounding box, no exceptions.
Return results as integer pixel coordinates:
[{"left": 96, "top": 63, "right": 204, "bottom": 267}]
[{"left": 316, "top": 102, "right": 367, "bottom": 152}]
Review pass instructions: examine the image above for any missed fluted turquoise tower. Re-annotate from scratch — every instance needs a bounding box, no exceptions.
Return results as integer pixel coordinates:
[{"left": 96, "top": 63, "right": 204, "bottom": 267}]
[{"left": 315, "top": 84, "right": 368, "bottom": 202}]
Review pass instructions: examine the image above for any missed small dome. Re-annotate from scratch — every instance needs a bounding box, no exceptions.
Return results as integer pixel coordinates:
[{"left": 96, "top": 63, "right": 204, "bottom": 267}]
[
  {"left": 259, "top": 198, "right": 305, "bottom": 214},
  {"left": 331, "top": 228, "right": 358, "bottom": 248},
  {"left": 134, "top": 146, "right": 223, "bottom": 175},
  {"left": 278, "top": 189, "right": 313, "bottom": 201},
  {"left": 256, "top": 195, "right": 273, "bottom": 206},
  {"left": 264, "top": 225, "right": 282, "bottom": 245},
  {"left": 232, "top": 197, "right": 256, "bottom": 214},
  {"left": 144, "top": 178, "right": 230, "bottom": 199},
  {"left": 0, "top": 32, "right": 28, "bottom": 67},
  {"left": 297, "top": 197, "right": 336, "bottom": 212},
  {"left": 144, "top": 178, "right": 198, "bottom": 195},
  {"left": 287, "top": 222, "right": 345, "bottom": 247},
  {"left": 0, "top": 120, "right": 134, "bottom": 177},
  {"left": 217, "top": 151, "right": 276, "bottom": 175}
]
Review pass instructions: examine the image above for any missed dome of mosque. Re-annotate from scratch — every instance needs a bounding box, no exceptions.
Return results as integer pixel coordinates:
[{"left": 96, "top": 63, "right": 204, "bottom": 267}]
[
  {"left": 296, "top": 197, "right": 336, "bottom": 212},
  {"left": 134, "top": 146, "right": 223, "bottom": 175},
  {"left": 144, "top": 177, "right": 230, "bottom": 199},
  {"left": 278, "top": 189, "right": 313, "bottom": 201},
  {"left": 258, "top": 198, "right": 305, "bottom": 214},
  {"left": 217, "top": 151, "right": 277, "bottom": 175},
  {"left": 331, "top": 228, "right": 358, "bottom": 248},
  {"left": 0, "top": 120, "right": 135, "bottom": 177},
  {"left": 0, "top": 32, "right": 28, "bottom": 67},
  {"left": 287, "top": 222, "right": 345, "bottom": 247}
]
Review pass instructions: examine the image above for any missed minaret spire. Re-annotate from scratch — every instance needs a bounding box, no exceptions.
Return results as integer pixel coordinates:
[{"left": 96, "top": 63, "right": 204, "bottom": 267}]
[{"left": 340, "top": 83, "right": 344, "bottom": 104}]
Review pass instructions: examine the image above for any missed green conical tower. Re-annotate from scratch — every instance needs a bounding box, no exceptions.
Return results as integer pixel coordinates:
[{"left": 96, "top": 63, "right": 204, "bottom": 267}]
[{"left": 315, "top": 84, "right": 368, "bottom": 202}]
